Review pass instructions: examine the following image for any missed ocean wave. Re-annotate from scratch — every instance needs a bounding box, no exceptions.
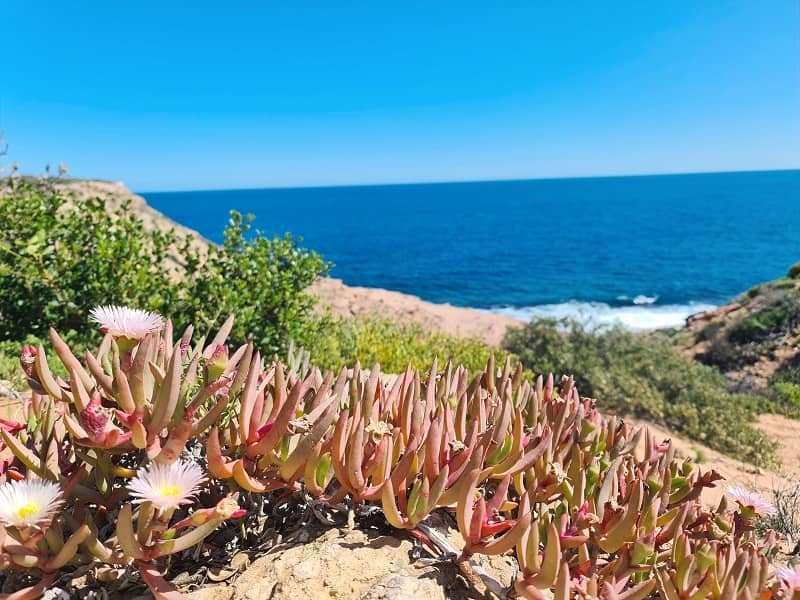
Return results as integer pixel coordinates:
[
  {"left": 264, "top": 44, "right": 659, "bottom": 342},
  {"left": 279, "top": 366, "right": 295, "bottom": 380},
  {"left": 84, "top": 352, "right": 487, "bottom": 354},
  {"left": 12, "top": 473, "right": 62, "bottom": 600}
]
[{"left": 487, "top": 300, "right": 717, "bottom": 331}]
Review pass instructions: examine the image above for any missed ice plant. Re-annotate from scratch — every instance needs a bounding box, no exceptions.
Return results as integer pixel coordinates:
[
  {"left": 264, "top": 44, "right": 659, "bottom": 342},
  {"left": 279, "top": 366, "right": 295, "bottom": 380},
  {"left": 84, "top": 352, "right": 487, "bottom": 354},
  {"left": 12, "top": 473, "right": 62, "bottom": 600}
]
[
  {"left": 726, "top": 485, "right": 777, "bottom": 516},
  {"left": 89, "top": 305, "right": 164, "bottom": 349},
  {"left": 0, "top": 479, "right": 62, "bottom": 530},
  {"left": 127, "top": 460, "right": 206, "bottom": 513},
  {"left": 778, "top": 565, "right": 800, "bottom": 597},
  {"left": 5, "top": 307, "right": 796, "bottom": 599}
]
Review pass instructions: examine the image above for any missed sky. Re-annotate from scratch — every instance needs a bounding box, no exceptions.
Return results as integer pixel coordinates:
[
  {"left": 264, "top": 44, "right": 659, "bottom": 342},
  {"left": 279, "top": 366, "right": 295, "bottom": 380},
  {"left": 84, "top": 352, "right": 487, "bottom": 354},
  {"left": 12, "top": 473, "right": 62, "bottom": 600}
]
[{"left": 3, "top": 2, "right": 799, "bottom": 191}]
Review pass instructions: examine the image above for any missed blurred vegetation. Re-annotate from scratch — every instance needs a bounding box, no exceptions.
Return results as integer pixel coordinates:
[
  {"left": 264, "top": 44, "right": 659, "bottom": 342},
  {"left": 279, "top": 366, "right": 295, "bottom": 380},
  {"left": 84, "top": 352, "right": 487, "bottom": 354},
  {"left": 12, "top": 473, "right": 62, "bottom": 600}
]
[
  {"left": 768, "top": 366, "right": 800, "bottom": 419},
  {"left": 0, "top": 342, "right": 27, "bottom": 391},
  {"left": 700, "top": 280, "right": 800, "bottom": 371},
  {"left": 305, "top": 314, "right": 513, "bottom": 374},
  {"left": 502, "top": 318, "right": 777, "bottom": 467}
]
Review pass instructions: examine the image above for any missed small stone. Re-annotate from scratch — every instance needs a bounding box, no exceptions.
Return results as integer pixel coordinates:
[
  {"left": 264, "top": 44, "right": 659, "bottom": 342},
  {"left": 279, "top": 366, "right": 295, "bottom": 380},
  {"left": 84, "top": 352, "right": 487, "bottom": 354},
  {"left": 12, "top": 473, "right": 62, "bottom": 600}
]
[
  {"left": 291, "top": 559, "right": 320, "bottom": 580},
  {"left": 360, "top": 574, "right": 444, "bottom": 600}
]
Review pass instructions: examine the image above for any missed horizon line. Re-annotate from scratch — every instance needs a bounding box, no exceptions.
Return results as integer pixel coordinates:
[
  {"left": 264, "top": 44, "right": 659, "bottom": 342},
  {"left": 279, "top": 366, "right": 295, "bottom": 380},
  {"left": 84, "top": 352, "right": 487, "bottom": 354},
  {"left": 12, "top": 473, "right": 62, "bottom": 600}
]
[{"left": 134, "top": 166, "right": 800, "bottom": 195}]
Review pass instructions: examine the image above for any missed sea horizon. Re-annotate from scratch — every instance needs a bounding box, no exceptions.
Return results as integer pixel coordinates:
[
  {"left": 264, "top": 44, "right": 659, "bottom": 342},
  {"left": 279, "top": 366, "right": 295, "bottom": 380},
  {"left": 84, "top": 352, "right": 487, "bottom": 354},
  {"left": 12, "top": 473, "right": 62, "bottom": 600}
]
[
  {"left": 143, "top": 169, "right": 800, "bottom": 331},
  {"left": 135, "top": 167, "right": 800, "bottom": 195}
]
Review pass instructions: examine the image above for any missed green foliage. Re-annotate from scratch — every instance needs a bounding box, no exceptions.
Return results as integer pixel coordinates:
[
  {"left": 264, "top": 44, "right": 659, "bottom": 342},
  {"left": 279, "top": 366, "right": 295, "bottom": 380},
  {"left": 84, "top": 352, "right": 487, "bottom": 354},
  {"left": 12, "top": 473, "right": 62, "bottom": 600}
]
[
  {"left": 697, "top": 320, "right": 724, "bottom": 342},
  {"left": 180, "top": 212, "right": 330, "bottom": 354},
  {"left": 772, "top": 278, "right": 797, "bottom": 290},
  {"left": 0, "top": 179, "right": 329, "bottom": 353},
  {"left": 0, "top": 343, "right": 26, "bottom": 390},
  {"left": 502, "top": 318, "right": 777, "bottom": 467},
  {"left": 767, "top": 366, "right": 800, "bottom": 418},
  {"left": 0, "top": 337, "right": 69, "bottom": 390},
  {"left": 306, "top": 315, "right": 512, "bottom": 374},
  {"left": 0, "top": 180, "right": 182, "bottom": 344},
  {"left": 727, "top": 295, "right": 800, "bottom": 344},
  {"left": 771, "top": 382, "right": 800, "bottom": 417},
  {"left": 788, "top": 262, "right": 800, "bottom": 279}
]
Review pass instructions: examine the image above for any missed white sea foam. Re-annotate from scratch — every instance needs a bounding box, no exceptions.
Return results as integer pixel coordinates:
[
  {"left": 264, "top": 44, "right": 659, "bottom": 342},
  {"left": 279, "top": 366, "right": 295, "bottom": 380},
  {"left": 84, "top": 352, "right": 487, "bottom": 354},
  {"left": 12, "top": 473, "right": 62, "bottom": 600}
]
[{"left": 488, "top": 301, "right": 717, "bottom": 331}]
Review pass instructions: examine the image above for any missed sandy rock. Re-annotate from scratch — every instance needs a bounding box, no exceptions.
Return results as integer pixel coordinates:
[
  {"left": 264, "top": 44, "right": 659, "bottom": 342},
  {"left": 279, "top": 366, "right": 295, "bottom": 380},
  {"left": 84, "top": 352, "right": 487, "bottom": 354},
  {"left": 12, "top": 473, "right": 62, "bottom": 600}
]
[
  {"left": 186, "top": 520, "right": 518, "bottom": 600},
  {"left": 360, "top": 574, "right": 443, "bottom": 600},
  {"left": 0, "top": 381, "right": 21, "bottom": 401},
  {"left": 310, "top": 277, "right": 524, "bottom": 346}
]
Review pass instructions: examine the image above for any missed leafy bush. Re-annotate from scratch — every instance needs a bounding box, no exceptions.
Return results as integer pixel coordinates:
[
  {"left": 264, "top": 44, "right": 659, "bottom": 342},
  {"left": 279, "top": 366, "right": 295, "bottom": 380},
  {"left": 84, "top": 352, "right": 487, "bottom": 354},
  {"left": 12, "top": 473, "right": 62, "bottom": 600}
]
[
  {"left": 179, "top": 211, "right": 329, "bottom": 353},
  {"left": 502, "top": 318, "right": 776, "bottom": 467},
  {"left": 0, "top": 343, "right": 26, "bottom": 390},
  {"left": 306, "top": 314, "right": 513, "bottom": 374},
  {"left": 727, "top": 295, "right": 800, "bottom": 344},
  {"left": 767, "top": 366, "right": 800, "bottom": 418},
  {"left": 788, "top": 262, "right": 800, "bottom": 279},
  {"left": 0, "top": 178, "right": 329, "bottom": 353},
  {"left": 0, "top": 179, "right": 183, "bottom": 344},
  {"left": 746, "top": 284, "right": 762, "bottom": 298},
  {"left": 697, "top": 319, "right": 724, "bottom": 341}
]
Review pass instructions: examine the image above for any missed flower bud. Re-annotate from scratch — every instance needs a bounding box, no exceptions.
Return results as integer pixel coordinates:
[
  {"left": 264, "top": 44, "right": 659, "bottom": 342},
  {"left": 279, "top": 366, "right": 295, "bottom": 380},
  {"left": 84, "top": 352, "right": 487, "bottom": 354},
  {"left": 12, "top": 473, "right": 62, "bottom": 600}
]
[
  {"left": 204, "top": 345, "right": 229, "bottom": 383},
  {"left": 20, "top": 346, "right": 43, "bottom": 391}
]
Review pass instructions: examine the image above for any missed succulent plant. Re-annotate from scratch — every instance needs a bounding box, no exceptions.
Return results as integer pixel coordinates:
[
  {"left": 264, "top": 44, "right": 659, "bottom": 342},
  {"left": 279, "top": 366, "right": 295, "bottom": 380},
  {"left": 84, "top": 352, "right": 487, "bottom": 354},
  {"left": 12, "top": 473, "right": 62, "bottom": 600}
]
[{"left": 0, "top": 306, "right": 793, "bottom": 599}]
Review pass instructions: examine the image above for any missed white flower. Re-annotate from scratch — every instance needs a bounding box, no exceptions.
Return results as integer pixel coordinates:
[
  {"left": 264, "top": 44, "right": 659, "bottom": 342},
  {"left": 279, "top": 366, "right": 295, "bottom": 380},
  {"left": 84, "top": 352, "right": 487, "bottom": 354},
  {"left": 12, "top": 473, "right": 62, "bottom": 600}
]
[
  {"left": 89, "top": 305, "right": 164, "bottom": 340},
  {"left": 127, "top": 460, "right": 206, "bottom": 512},
  {"left": 778, "top": 565, "right": 800, "bottom": 591},
  {"left": 725, "top": 486, "right": 777, "bottom": 516},
  {"left": 0, "top": 479, "right": 62, "bottom": 529}
]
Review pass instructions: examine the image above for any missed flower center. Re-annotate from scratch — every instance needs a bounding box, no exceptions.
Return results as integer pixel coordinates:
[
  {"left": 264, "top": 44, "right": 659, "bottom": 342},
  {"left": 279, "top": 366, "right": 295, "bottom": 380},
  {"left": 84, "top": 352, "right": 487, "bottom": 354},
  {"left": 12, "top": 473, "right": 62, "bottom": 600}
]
[
  {"left": 158, "top": 485, "right": 181, "bottom": 498},
  {"left": 16, "top": 502, "right": 39, "bottom": 520}
]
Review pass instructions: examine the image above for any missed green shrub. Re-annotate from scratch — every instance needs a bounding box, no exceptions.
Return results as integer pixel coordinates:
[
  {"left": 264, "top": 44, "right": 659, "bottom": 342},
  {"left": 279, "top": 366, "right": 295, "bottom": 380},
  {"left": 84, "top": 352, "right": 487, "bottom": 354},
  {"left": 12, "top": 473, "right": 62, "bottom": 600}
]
[
  {"left": 698, "top": 320, "right": 724, "bottom": 341},
  {"left": 767, "top": 366, "right": 800, "bottom": 418},
  {"left": 771, "top": 278, "right": 797, "bottom": 290},
  {"left": 771, "top": 382, "right": 800, "bottom": 417},
  {"left": 0, "top": 178, "right": 329, "bottom": 353},
  {"left": 727, "top": 296, "right": 800, "bottom": 344},
  {"left": 306, "top": 314, "right": 513, "bottom": 374},
  {"left": 0, "top": 343, "right": 26, "bottom": 390},
  {"left": 179, "top": 212, "right": 330, "bottom": 353},
  {"left": 788, "top": 262, "right": 800, "bottom": 279},
  {"left": 502, "top": 318, "right": 776, "bottom": 467}
]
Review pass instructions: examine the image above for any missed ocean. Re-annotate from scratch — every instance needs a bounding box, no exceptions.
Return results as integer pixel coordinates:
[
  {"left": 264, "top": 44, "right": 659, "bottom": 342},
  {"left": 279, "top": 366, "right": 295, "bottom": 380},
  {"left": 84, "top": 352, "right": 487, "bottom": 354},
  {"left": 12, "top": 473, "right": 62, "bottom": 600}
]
[{"left": 142, "top": 170, "right": 800, "bottom": 330}]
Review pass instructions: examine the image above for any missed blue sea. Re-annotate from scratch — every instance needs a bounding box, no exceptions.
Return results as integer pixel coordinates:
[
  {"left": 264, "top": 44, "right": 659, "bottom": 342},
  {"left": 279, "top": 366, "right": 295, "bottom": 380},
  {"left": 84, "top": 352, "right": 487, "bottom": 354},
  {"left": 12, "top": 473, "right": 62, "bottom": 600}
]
[{"left": 142, "top": 170, "right": 800, "bottom": 330}]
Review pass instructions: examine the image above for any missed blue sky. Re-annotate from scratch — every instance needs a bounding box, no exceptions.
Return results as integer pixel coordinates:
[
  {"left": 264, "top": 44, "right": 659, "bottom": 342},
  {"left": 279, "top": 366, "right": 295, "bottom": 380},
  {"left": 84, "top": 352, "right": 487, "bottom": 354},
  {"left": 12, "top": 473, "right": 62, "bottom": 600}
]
[{"left": 3, "top": 2, "right": 799, "bottom": 191}]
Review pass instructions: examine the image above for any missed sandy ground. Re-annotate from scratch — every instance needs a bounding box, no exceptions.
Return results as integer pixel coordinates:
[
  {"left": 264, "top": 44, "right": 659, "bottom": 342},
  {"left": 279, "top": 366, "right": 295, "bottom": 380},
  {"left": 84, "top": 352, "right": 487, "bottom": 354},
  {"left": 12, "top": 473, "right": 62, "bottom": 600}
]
[
  {"left": 629, "top": 413, "right": 800, "bottom": 506},
  {"left": 310, "top": 277, "right": 524, "bottom": 345}
]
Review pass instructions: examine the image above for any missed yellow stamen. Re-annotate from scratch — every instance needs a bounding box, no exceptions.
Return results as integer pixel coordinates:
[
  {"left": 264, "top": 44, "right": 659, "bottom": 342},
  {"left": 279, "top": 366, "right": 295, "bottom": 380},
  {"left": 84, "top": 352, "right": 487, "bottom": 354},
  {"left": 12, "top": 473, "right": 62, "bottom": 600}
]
[
  {"left": 159, "top": 485, "right": 181, "bottom": 498},
  {"left": 16, "top": 502, "right": 39, "bottom": 520}
]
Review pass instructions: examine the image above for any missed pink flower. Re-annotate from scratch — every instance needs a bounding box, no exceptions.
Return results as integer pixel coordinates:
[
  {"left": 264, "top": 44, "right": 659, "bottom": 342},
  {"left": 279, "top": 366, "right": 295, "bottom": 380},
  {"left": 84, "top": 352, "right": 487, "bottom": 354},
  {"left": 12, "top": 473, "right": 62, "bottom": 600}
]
[
  {"left": 89, "top": 305, "right": 164, "bottom": 340},
  {"left": 127, "top": 460, "right": 206, "bottom": 513},
  {"left": 725, "top": 486, "right": 777, "bottom": 516},
  {"left": 0, "top": 479, "right": 62, "bottom": 529},
  {"left": 777, "top": 564, "right": 800, "bottom": 592}
]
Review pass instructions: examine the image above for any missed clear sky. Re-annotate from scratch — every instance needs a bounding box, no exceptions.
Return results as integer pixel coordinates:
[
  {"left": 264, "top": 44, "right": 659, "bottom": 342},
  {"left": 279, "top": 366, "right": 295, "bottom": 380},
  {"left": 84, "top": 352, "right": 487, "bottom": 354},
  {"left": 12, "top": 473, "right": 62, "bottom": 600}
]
[{"left": 3, "top": 2, "right": 799, "bottom": 191}]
